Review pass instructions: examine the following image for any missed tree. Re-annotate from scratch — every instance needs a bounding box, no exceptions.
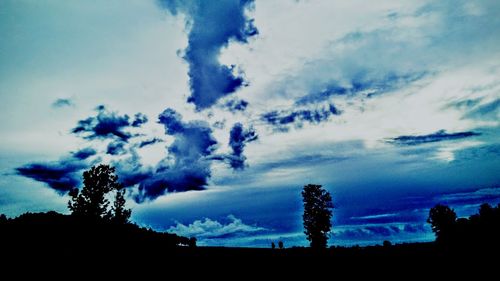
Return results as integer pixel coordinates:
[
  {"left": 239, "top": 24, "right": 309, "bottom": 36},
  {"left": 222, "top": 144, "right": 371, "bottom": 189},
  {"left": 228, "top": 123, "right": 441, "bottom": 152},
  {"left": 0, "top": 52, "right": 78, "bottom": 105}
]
[
  {"left": 302, "top": 184, "right": 334, "bottom": 249},
  {"left": 278, "top": 240, "right": 284, "bottom": 249},
  {"left": 68, "top": 164, "right": 122, "bottom": 220},
  {"left": 109, "top": 187, "right": 131, "bottom": 224},
  {"left": 427, "top": 204, "right": 457, "bottom": 243}
]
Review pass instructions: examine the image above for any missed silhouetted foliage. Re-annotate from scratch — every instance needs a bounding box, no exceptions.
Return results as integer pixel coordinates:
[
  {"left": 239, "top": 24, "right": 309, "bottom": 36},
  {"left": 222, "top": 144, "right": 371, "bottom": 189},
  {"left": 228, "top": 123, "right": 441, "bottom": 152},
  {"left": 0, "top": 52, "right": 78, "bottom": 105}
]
[
  {"left": 271, "top": 242, "right": 276, "bottom": 249},
  {"left": 68, "top": 164, "right": 131, "bottom": 224},
  {"left": 109, "top": 187, "right": 131, "bottom": 224},
  {"left": 0, "top": 213, "right": 6, "bottom": 222},
  {"left": 278, "top": 240, "right": 284, "bottom": 249},
  {"left": 427, "top": 204, "right": 457, "bottom": 244},
  {"left": 428, "top": 203, "right": 500, "bottom": 250},
  {"left": 383, "top": 240, "right": 392, "bottom": 247},
  {"left": 302, "top": 184, "right": 333, "bottom": 249},
  {"left": 68, "top": 164, "right": 120, "bottom": 219}
]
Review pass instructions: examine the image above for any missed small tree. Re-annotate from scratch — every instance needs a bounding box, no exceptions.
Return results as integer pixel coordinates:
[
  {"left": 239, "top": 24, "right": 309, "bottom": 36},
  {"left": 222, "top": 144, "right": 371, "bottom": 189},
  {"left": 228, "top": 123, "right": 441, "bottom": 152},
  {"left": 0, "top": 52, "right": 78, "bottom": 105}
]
[
  {"left": 68, "top": 164, "right": 122, "bottom": 221},
  {"left": 427, "top": 204, "right": 457, "bottom": 243},
  {"left": 302, "top": 184, "right": 333, "bottom": 249},
  {"left": 109, "top": 187, "right": 131, "bottom": 224}
]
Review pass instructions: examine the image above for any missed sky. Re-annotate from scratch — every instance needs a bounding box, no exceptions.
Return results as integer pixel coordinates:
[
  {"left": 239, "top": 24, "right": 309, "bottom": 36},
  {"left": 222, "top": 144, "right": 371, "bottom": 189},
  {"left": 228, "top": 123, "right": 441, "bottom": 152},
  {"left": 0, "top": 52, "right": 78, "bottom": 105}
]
[{"left": 1, "top": 0, "right": 499, "bottom": 247}]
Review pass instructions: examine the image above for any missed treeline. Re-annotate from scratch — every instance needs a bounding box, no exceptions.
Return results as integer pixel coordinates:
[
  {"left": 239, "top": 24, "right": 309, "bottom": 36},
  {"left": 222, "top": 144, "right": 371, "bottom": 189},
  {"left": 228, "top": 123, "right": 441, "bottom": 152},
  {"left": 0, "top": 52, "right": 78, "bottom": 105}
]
[
  {"left": 0, "top": 164, "right": 195, "bottom": 254},
  {"left": 428, "top": 202, "right": 500, "bottom": 250},
  {"left": 0, "top": 211, "right": 195, "bottom": 251}
]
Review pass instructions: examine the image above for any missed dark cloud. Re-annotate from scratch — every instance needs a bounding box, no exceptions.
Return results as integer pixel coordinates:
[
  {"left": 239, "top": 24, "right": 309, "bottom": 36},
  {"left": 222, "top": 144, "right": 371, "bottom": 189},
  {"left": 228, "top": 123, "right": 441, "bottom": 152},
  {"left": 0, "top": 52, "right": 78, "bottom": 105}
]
[
  {"left": 107, "top": 141, "right": 127, "bottom": 155},
  {"left": 223, "top": 98, "right": 249, "bottom": 113},
  {"left": 388, "top": 130, "right": 481, "bottom": 146},
  {"left": 137, "top": 137, "right": 164, "bottom": 148},
  {"left": 131, "top": 113, "right": 148, "bottom": 127},
  {"left": 113, "top": 150, "right": 152, "bottom": 188},
  {"left": 51, "top": 98, "right": 74, "bottom": 108},
  {"left": 333, "top": 223, "right": 427, "bottom": 240},
  {"left": 159, "top": 0, "right": 258, "bottom": 110},
  {"left": 262, "top": 103, "right": 340, "bottom": 132},
  {"left": 126, "top": 108, "right": 218, "bottom": 202},
  {"left": 296, "top": 72, "right": 426, "bottom": 105},
  {"left": 71, "top": 105, "right": 146, "bottom": 141},
  {"left": 228, "top": 122, "right": 257, "bottom": 169},
  {"left": 71, "top": 147, "right": 97, "bottom": 160},
  {"left": 15, "top": 156, "right": 89, "bottom": 193},
  {"left": 403, "top": 224, "right": 426, "bottom": 233}
]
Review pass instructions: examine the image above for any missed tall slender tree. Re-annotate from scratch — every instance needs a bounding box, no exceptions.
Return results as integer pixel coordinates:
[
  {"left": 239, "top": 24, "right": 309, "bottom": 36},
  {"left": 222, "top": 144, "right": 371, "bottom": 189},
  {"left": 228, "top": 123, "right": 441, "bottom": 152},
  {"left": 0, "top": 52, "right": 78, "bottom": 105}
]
[{"left": 302, "top": 184, "right": 334, "bottom": 249}]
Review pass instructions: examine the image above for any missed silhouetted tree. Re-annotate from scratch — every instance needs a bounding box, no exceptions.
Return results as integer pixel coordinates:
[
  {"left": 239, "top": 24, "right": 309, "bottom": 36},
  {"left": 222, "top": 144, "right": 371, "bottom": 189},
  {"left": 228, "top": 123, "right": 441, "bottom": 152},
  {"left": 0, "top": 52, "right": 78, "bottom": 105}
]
[
  {"left": 383, "top": 240, "right": 392, "bottom": 247},
  {"left": 188, "top": 237, "right": 197, "bottom": 248},
  {"left": 0, "top": 214, "right": 7, "bottom": 224},
  {"left": 271, "top": 242, "right": 276, "bottom": 249},
  {"left": 108, "top": 187, "right": 131, "bottom": 224},
  {"left": 427, "top": 204, "right": 457, "bottom": 243},
  {"left": 68, "top": 164, "right": 121, "bottom": 220},
  {"left": 302, "top": 184, "right": 333, "bottom": 249},
  {"left": 278, "top": 240, "right": 284, "bottom": 249}
]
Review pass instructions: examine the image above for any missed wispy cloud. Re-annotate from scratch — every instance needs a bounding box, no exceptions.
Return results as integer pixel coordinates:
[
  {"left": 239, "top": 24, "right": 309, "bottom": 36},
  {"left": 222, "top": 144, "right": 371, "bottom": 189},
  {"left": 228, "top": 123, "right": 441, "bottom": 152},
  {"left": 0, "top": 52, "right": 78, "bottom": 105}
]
[
  {"left": 51, "top": 98, "right": 74, "bottom": 108},
  {"left": 387, "top": 130, "right": 480, "bottom": 146}
]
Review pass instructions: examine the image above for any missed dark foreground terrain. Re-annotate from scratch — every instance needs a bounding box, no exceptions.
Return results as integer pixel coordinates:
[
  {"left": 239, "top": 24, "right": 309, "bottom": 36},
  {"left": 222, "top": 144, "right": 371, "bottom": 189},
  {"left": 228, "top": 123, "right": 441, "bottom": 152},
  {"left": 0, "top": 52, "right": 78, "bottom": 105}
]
[{"left": 1, "top": 211, "right": 498, "bottom": 275}]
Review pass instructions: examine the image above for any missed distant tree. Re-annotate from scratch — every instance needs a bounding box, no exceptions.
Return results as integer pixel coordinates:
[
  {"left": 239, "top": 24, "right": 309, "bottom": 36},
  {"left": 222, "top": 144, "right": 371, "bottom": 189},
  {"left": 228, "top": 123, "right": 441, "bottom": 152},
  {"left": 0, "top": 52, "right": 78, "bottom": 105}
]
[
  {"left": 188, "top": 237, "right": 197, "bottom": 248},
  {"left": 0, "top": 214, "right": 7, "bottom": 224},
  {"left": 383, "top": 240, "right": 392, "bottom": 247},
  {"left": 302, "top": 184, "right": 334, "bottom": 249},
  {"left": 278, "top": 240, "right": 284, "bottom": 249},
  {"left": 427, "top": 204, "right": 457, "bottom": 243},
  {"left": 68, "top": 164, "right": 121, "bottom": 220},
  {"left": 271, "top": 242, "right": 276, "bottom": 249}
]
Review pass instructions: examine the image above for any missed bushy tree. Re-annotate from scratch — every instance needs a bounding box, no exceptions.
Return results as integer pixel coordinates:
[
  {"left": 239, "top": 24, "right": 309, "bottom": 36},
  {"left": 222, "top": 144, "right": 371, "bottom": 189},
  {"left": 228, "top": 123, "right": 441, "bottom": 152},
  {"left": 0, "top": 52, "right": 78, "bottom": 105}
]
[
  {"left": 302, "top": 184, "right": 334, "bottom": 249},
  {"left": 427, "top": 204, "right": 457, "bottom": 243},
  {"left": 68, "top": 164, "right": 130, "bottom": 223}
]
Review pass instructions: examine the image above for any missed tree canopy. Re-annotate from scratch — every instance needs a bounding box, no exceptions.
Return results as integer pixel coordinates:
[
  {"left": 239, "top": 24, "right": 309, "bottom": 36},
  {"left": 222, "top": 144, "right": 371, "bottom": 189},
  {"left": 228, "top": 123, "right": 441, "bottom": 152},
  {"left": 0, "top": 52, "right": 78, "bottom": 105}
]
[
  {"left": 302, "top": 184, "right": 334, "bottom": 249},
  {"left": 68, "top": 164, "right": 130, "bottom": 223}
]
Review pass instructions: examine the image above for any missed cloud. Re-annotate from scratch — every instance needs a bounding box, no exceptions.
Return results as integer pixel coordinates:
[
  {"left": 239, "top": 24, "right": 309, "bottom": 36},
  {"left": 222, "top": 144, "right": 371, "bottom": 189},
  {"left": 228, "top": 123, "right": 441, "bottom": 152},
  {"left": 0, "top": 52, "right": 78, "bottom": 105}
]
[
  {"left": 129, "top": 108, "right": 218, "bottom": 202},
  {"left": 51, "top": 98, "right": 74, "bottom": 108},
  {"left": 112, "top": 150, "right": 153, "bottom": 188},
  {"left": 436, "top": 187, "right": 500, "bottom": 206},
  {"left": 333, "top": 223, "right": 428, "bottom": 240},
  {"left": 71, "top": 147, "right": 97, "bottom": 160},
  {"left": 131, "top": 113, "right": 148, "bottom": 127},
  {"left": 15, "top": 155, "right": 90, "bottom": 193},
  {"left": 295, "top": 72, "right": 427, "bottom": 105},
  {"left": 107, "top": 141, "right": 127, "bottom": 155},
  {"left": 222, "top": 98, "right": 249, "bottom": 113},
  {"left": 465, "top": 99, "right": 500, "bottom": 120},
  {"left": 159, "top": 0, "right": 258, "bottom": 110},
  {"left": 227, "top": 122, "right": 257, "bottom": 169},
  {"left": 137, "top": 137, "right": 164, "bottom": 148},
  {"left": 71, "top": 105, "right": 147, "bottom": 142},
  {"left": 388, "top": 130, "right": 481, "bottom": 146},
  {"left": 261, "top": 103, "right": 340, "bottom": 132},
  {"left": 168, "top": 214, "right": 266, "bottom": 239}
]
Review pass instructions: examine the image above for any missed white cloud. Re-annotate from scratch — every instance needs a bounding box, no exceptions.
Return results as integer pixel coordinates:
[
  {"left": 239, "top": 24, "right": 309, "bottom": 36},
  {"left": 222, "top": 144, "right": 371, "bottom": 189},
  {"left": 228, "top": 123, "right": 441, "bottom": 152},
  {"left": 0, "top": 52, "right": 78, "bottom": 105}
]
[{"left": 168, "top": 214, "right": 266, "bottom": 239}]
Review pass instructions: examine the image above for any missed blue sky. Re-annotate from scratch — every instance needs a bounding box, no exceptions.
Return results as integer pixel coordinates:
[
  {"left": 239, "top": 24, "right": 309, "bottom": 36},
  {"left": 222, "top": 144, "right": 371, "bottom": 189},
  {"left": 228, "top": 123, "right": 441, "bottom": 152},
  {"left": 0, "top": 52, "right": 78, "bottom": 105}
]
[{"left": 1, "top": 0, "right": 499, "bottom": 247}]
